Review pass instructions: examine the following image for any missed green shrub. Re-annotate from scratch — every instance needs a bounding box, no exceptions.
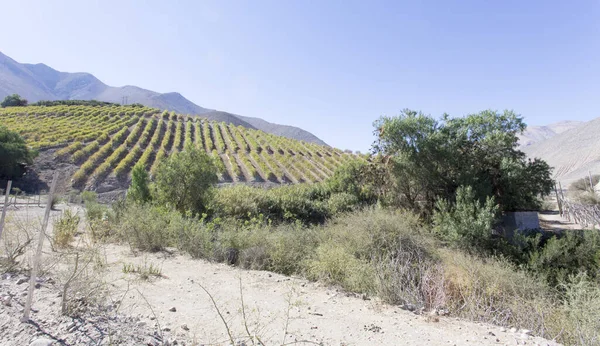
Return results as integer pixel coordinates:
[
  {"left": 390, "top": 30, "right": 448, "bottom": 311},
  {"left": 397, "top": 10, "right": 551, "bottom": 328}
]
[
  {"left": 433, "top": 185, "right": 499, "bottom": 252},
  {"left": 527, "top": 230, "right": 600, "bottom": 286},
  {"left": 153, "top": 145, "right": 218, "bottom": 215}
]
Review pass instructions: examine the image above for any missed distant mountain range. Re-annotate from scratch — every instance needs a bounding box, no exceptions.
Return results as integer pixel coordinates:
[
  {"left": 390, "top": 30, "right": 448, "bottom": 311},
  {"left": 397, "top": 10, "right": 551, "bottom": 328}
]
[
  {"left": 520, "top": 120, "right": 600, "bottom": 185},
  {"left": 518, "top": 121, "right": 583, "bottom": 147},
  {"left": 0, "top": 51, "right": 327, "bottom": 145}
]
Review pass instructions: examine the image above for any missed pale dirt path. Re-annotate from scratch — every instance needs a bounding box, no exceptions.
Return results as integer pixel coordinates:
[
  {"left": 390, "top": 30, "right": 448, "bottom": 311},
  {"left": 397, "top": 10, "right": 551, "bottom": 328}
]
[
  {"left": 106, "top": 247, "right": 558, "bottom": 346},
  {"left": 538, "top": 211, "right": 584, "bottom": 232}
]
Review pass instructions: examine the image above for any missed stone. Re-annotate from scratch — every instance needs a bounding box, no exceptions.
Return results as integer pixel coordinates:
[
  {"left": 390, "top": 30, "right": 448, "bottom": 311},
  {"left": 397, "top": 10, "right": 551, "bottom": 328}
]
[
  {"left": 181, "top": 324, "right": 189, "bottom": 331},
  {"left": 169, "top": 307, "right": 177, "bottom": 312},
  {"left": 29, "top": 339, "right": 55, "bottom": 346},
  {"left": 510, "top": 327, "right": 518, "bottom": 333},
  {"left": 17, "top": 278, "right": 28, "bottom": 285}
]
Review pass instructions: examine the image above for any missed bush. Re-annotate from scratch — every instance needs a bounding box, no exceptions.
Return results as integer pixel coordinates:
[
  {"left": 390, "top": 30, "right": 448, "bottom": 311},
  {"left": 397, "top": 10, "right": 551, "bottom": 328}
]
[
  {"left": 209, "top": 183, "right": 333, "bottom": 224},
  {"left": 306, "top": 208, "right": 427, "bottom": 296},
  {"left": 117, "top": 204, "right": 180, "bottom": 252},
  {"left": 440, "top": 250, "right": 556, "bottom": 335},
  {"left": 128, "top": 163, "right": 151, "bottom": 204},
  {"left": 526, "top": 230, "right": 600, "bottom": 286},
  {"left": 560, "top": 272, "right": 600, "bottom": 345},
  {"left": 153, "top": 145, "right": 218, "bottom": 215},
  {"left": 53, "top": 209, "right": 80, "bottom": 248},
  {"left": 433, "top": 186, "right": 499, "bottom": 252},
  {"left": 0, "top": 125, "right": 36, "bottom": 179}
]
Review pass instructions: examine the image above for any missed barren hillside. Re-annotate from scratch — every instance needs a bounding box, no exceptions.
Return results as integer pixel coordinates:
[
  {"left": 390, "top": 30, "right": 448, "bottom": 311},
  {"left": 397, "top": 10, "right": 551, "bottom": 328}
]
[{"left": 522, "top": 117, "right": 600, "bottom": 185}]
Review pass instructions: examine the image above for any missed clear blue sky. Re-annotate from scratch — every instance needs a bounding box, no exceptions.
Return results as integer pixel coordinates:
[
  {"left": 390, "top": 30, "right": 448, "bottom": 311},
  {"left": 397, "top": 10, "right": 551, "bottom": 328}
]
[{"left": 1, "top": 0, "right": 599, "bottom": 151}]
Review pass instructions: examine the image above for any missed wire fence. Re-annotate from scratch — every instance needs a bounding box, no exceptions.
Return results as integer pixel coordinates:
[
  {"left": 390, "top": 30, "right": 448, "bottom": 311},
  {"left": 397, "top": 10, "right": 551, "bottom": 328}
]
[
  {"left": 0, "top": 189, "right": 84, "bottom": 209},
  {"left": 556, "top": 187, "right": 600, "bottom": 229}
]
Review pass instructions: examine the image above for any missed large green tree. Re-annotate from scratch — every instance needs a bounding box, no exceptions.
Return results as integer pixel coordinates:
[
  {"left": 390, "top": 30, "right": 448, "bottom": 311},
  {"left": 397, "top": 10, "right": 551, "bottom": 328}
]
[
  {"left": 153, "top": 145, "right": 219, "bottom": 215},
  {"left": 1, "top": 94, "right": 28, "bottom": 108},
  {"left": 0, "top": 126, "right": 35, "bottom": 179},
  {"left": 373, "top": 109, "right": 554, "bottom": 212}
]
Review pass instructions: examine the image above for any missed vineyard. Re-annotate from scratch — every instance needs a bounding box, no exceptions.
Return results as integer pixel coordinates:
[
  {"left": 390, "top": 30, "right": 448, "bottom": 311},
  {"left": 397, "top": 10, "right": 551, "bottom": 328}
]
[{"left": 0, "top": 105, "right": 362, "bottom": 189}]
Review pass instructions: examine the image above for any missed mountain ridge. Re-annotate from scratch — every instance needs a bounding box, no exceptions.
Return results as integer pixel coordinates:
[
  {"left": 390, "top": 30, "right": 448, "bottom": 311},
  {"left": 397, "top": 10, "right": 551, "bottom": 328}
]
[
  {"left": 0, "top": 51, "right": 327, "bottom": 145},
  {"left": 521, "top": 118, "right": 600, "bottom": 185}
]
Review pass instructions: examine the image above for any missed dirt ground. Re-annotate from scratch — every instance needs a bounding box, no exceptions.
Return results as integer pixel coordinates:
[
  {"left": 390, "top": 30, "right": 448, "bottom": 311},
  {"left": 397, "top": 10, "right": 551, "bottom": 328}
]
[{"left": 0, "top": 204, "right": 560, "bottom": 346}]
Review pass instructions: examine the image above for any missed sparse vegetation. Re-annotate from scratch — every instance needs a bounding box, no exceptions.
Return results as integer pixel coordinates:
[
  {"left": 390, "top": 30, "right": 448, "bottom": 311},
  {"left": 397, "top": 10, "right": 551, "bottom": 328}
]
[{"left": 53, "top": 209, "right": 80, "bottom": 248}]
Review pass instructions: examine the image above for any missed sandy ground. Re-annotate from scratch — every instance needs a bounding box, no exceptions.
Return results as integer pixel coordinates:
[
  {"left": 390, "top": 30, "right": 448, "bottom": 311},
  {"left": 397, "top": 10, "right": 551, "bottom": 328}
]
[{"left": 1, "top": 204, "right": 560, "bottom": 346}]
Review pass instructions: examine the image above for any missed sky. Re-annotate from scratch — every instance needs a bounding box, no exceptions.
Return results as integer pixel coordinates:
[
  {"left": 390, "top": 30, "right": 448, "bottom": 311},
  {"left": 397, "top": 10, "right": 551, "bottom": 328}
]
[{"left": 1, "top": 0, "right": 599, "bottom": 151}]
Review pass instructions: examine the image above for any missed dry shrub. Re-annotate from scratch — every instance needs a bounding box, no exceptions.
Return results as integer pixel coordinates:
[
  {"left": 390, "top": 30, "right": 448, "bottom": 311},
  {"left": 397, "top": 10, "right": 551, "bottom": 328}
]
[
  {"left": 305, "top": 208, "right": 427, "bottom": 296},
  {"left": 0, "top": 214, "right": 35, "bottom": 270},
  {"left": 440, "top": 250, "right": 560, "bottom": 338},
  {"left": 57, "top": 244, "right": 108, "bottom": 317},
  {"left": 559, "top": 273, "right": 600, "bottom": 345},
  {"left": 53, "top": 209, "right": 80, "bottom": 248}
]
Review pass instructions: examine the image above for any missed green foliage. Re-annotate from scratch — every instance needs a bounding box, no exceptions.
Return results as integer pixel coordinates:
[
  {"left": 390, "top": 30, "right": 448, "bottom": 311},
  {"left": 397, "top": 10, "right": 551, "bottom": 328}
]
[
  {"left": 326, "top": 160, "right": 376, "bottom": 203},
  {"left": 128, "top": 163, "right": 151, "bottom": 204},
  {"left": 373, "top": 109, "right": 554, "bottom": 212},
  {"left": 1, "top": 94, "right": 28, "bottom": 107},
  {"left": 526, "top": 230, "right": 600, "bottom": 286},
  {"left": 53, "top": 209, "right": 80, "bottom": 248},
  {"left": 0, "top": 125, "right": 35, "bottom": 179},
  {"left": 153, "top": 145, "right": 219, "bottom": 215},
  {"left": 433, "top": 186, "right": 499, "bottom": 252},
  {"left": 209, "top": 183, "right": 347, "bottom": 224}
]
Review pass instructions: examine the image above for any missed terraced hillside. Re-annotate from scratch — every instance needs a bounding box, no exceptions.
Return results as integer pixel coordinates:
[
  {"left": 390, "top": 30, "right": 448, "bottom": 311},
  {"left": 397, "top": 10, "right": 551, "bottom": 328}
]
[{"left": 0, "top": 105, "right": 359, "bottom": 189}]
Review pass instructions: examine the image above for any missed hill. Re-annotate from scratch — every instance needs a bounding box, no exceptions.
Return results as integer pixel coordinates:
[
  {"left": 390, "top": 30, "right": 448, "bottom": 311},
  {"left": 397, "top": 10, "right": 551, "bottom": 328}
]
[
  {"left": 521, "top": 117, "right": 600, "bottom": 185},
  {"left": 518, "top": 120, "right": 583, "bottom": 147},
  {"left": 0, "top": 51, "right": 327, "bottom": 145},
  {"left": 0, "top": 105, "right": 357, "bottom": 192}
]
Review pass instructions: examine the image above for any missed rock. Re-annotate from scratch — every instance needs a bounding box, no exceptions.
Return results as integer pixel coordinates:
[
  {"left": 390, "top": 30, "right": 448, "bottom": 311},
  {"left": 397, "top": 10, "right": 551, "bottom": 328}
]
[
  {"left": 137, "top": 321, "right": 147, "bottom": 327},
  {"left": 510, "top": 327, "right": 518, "bottom": 333},
  {"left": 29, "top": 339, "right": 55, "bottom": 346},
  {"left": 17, "top": 278, "right": 27, "bottom": 285},
  {"left": 181, "top": 324, "right": 189, "bottom": 331},
  {"left": 169, "top": 307, "right": 177, "bottom": 312},
  {"left": 500, "top": 327, "right": 507, "bottom": 332},
  {"left": 521, "top": 329, "right": 533, "bottom": 335}
]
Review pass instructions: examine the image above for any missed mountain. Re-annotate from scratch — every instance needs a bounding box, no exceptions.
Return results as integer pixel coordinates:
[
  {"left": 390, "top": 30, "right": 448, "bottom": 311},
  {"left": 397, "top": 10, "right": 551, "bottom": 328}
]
[
  {"left": 518, "top": 120, "right": 583, "bottom": 147},
  {"left": 0, "top": 51, "right": 327, "bottom": 144},
  {"left": 521, "top": 118, "right": 600, "bottom": 186}
]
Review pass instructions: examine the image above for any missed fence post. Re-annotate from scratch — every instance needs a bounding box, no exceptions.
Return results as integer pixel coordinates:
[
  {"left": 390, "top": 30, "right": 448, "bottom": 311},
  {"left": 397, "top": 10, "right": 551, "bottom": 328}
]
[
  {"left": 21, "top": 172, "right": 58, "bottom": 322},
  {"left": 554, "top": 184, "right": 563, "bottom": 216},
  {"left": 0, "top": 180, "right": 12, "bottom": 241}
]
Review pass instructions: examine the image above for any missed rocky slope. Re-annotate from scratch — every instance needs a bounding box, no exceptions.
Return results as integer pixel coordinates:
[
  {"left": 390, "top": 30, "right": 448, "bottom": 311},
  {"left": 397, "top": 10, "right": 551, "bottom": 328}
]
[{"left": 522, "top": 117, "right": 600, "bottom": 185}]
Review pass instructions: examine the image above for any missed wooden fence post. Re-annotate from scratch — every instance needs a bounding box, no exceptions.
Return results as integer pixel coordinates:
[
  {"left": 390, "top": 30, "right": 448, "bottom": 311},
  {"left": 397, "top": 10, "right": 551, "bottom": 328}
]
[
  {"left": 21, "top": 172, "right": 59, "bottom": 322},
  {"left": 0, "top": 180, "right": 12, "bottom": 241},
  {"left": 554, "top": 184, "right": 563, "bottom": 216}
]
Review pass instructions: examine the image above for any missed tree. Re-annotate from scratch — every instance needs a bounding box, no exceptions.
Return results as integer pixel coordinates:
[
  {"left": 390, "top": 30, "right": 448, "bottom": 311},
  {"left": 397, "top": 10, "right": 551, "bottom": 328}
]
[
  {"left": 153, "top": 145, "right": 219, "bottom": 214},
  {"left": 128, "top": 163, "right": 151, "bottom": 204},
  {"left": 1, "top": 94, "right": 28, "bottom": 108},
  {"left": 0, "top": 126, "right": 35, "bottom": 179},
  {"left": 373, "top": 109, "right": 554, "bottom": 212}
]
